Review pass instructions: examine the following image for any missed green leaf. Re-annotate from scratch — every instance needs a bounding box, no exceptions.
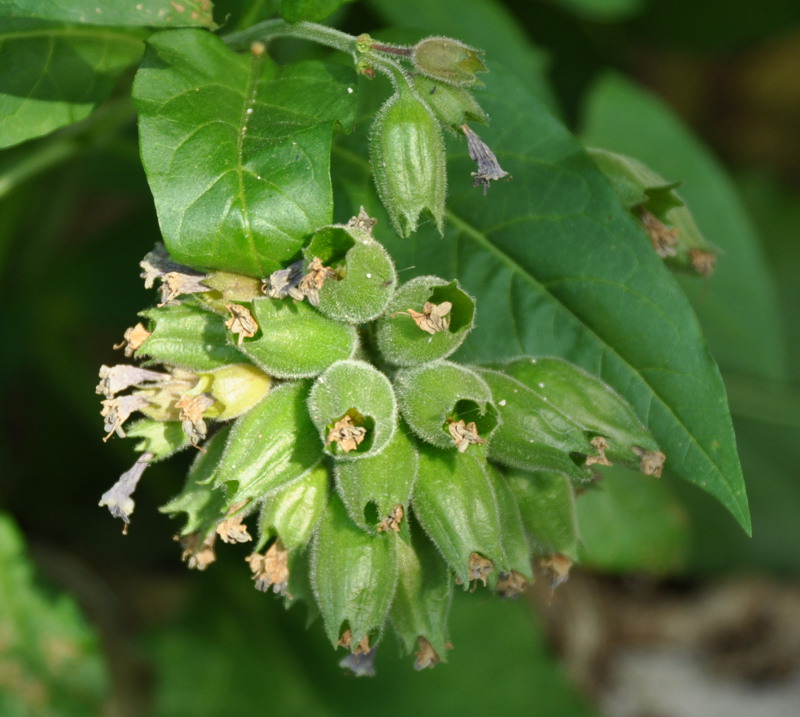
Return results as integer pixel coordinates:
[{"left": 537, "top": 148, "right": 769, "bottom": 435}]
[
  {"left": 311, "top": 495, "right": 398, "bottom": 647},
  {"left": 339, "top": 62, "right": 751, "bottom": 533},
  {"left": 0, "top": 0, "right": 215, "bottom": 27},
  {"left": 280, "top": 0, "right": 355, "bottom": 23},
  {"left": 580, "top": 73, "right": 788, "bottom": 383},
  {"left": 576, "top": 466, "right": 689, "bottom": 574},
  {"left": 545, "top": 0, "right": 644, "bottom": 21},
  {"left": 485, "top": 465, "right": 534, "bottom": 579},
  {"left": 0, "top": 513, "right": 107, "bottom": 717},
  {"left": 138, "top": 301, "right": 248, "bottom": 371},
  {"left": 257, "top": 463, "right": 330, "bottom": 551},
  {"left": 212, "top": 381, "right": 322, "bottom": 503},
  {"left": 412, "top": 445, "right": 505, "bottom": 585},
  {"left": 0, "top": 19, "right": 144, "bottom": 148},
  {"left": 239, "top": 297, "right": 357, "bottom": 379},
  {"left": 507, "top": 470, "right": 579, "bottom": 560},
  {"left": 333, "top": 421, "right": 418, "bottom": 531},
  {"left": 134, "top": 29, "right": 358, "bottom": 276}
]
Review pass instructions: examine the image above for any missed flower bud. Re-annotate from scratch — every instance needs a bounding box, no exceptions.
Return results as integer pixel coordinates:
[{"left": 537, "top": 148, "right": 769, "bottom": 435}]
[
  {"left": 375, "top": 276, "right": 475, "bottom": 366},
  {"left": 394, "top": 361, "right": 497, "bottom": 451},
  {"left": 370, "top": 87, "right": 446, "bottom": 237},
  {"left": 412, "top": 36, "right": 486, "bottom": 87},
  {"left": 411, "top": 75, "right": 487, "bottom": 129}
]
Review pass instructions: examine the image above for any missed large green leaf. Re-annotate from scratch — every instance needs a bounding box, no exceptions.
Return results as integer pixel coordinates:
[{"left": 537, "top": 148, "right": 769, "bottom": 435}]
[
  {"left": 0, "top": 0, "right": 215, "bottom": 27},
  {"left": 0, "top": 19, "right": 144, "bottom": 148},
  {"left": 134, "top": 29, "right": 357, "bottom": 277},
  {"left": 0, "top": 513, "right": 107, "bottom": 717},
  {"left": 336, "top": 63, "right": 750, "bottom": 533},
  {"left": 280, "top": 0, "right": 356, "bottom": 23},
  {"left": 580, "top": 73, "right": 788, "bottom": 383}
]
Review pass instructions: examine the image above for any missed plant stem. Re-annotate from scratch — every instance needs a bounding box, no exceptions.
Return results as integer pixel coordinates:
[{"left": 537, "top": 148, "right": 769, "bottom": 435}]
[{"left": 223, "top": 19, "right": 358, "bottom": 56}]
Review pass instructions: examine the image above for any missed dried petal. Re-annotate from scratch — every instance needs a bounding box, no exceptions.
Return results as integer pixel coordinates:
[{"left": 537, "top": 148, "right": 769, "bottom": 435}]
[
  {"left": 113, "top": 323, "right": 151, "bottom": 357},
  {"left": 632, "top": 445, "right": 666, "bottom": 477},
  {"left": 177, "top": 531, "right": 217, "bottom": 570},
  {"left": 447, "top": 419, "right": 485, "bottom": 453},
  {"left": 461, "top": 124, "right": 509, "bottom": 194},
  {"left": 101, "top": 393, "right": 151, "bottom": 440},
  {"left": 397, "top": 301, "right": 452, "bottom": 335},
  {"left": 326, "top": 415, "right": 367, "bottom": 453},
  {"left": 98, "top": 451, "right": 154, "bottom": 526},
  {"left": 467, "top": 551, "right": 493, "bottom": 588},
  {"left": 216, "top": 501, "right": 252, "bottom": 544},
  {"left": 338, "top": 629, "right": 371, "bottom": 655},
  {"left": 339, "top": 648, "right": 377, "bottom": 677},
  {"left": 158, "top": 271, "right": 209, "bottom": 306},
  {"left": 639, "top": 208, "right": 679, "bottom": 258},
  {"left": 140, "top": 245, "right": 207, "bottom": 304},
  {"left": 414, "top": 637, "right": 443, "bottom": 671},
  {"left": 262, "top": 260, "right": 304, "bottom": 300},
  {"left": 690, "top": 248, "right": 717, "bottom": 277},
  {"left": 540, "top": 553, "right": 572, "bottom": 590},
  {"left": 585, "top": 435, "right": 613, "bottom": 467},
  {"left": 376, "top": 504, "right": 404, "bottom": 533},
  {"left": 346, "top": 206, "right": 377, "bottom": 235},
  {"left": 246, "top": 541, "right": 291, "bottom": 596},
  {"left": 176, "top": 393, "right": 215, "bottom": 445},
  {"left": 96, "top": 364, "right": 171, "bottom": 398},
  {"left": 225, "top": 303, "right": 258, "bottom": 345},
  {"left": 298, "top": 257, "right": 338, "bottom": 307},
  {"left": 496, "top": 570, "right": 528, "bottom": 599}
]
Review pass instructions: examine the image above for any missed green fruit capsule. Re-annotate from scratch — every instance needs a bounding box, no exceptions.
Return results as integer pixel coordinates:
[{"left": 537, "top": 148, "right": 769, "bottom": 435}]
[
  {"left": 302, "top": 224, "right": 397, "bottom": 324},
  {"left": 412, "top": 36, "right": 487, "bottom": 87},
  {"left": 375, "top": 276, "right": 475, "bottom": 366},
  {"left": 138, "top": 301, "right": 248, "bottom": 371},
  {"left": 370, "top": 87, "right": 446, "bottom": 237},
  {"left": 411, "top": 75, "right": 487, "bottom": 129},
  {"left": 412, "top": 445, "right": 505, "bottom": 587},
  {"left": 212, "top": 381, "right": 322, "bottom": 504},
  {"left": 394, "top": 361, "right": 497, "bottom": 451},
  {"left": 334, "top": 421, "right": 418, "bottom": 532},
  {"left": 256, "top": 463, "right": 330, "bottom": 552},
  {"left": 307, "top": 360, "right": 397, "bottom": 459},
  {"left": 500, "top": 358, "right": 663, "bottom": 475},
  {"left": 235, "top": 297, "right": 357, "bottom": 379},
  {"left": 475, "top": 367, "right": 593, "bottom": 482},
  {"left": 311, "top": 495, "right": 398, "bottom": 650}
]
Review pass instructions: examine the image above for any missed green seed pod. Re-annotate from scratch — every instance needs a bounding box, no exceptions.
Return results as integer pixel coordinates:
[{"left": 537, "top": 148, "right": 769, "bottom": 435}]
[
  {"left": 138, "top": 301, "right": 248, "bottom": 371},
  {"left": 411, "top": 74, "right": 488, "bottom": 129},
  {"left": 370, "top": 87, "right": 446, "bottom": 237},
  {"left": 412, "top": 445, "right": 505, "bottom": 587},
  {"left": 412, "top": 36, "right": 487, "bottom": 87},
  {"left": 390, "top": 528, "right": 453, "bottom": 669},
  {"left": 507, "top": 469, "right": 579, "bottom": 560},
  {"left": 394, "top": 361, "right": 497, "bottom": 451},
  {"left": 160, "top": 426, "right": 231, "bottom": 537},
  {"left": 212, "top": 381, "right": 322, "bottom": 504},
  {"left": 485, "top": 464, "right": 533, "bottom": 583},
  {"left": 307, "top": 360, "right": 397, "bottom": 459},
  {"left": 311, "top": 494, "right": 398, "bottom": 649},
  {"left": 236, "top": 297, "right": 357, "bottom": 379},
  {"left": 125, "top": 419, "right": 191, "bottom": 460},
  {"left": 302, "top": 224, "right": 397, "bottom": 323},
  {"left": 475, "top": 367, "right": 593, "bottom": 482},
  {"left": 334, "top": 421, "right": 418, "bottom": 532},
  {"left": 374, "top": 276, "right": 475, "bottom": 366},
  {"left": 256, "top": 463, "right": 330, "bottom": 552},
  {"left": 500, "top": 358, "right": 663, "bottom": 475}
]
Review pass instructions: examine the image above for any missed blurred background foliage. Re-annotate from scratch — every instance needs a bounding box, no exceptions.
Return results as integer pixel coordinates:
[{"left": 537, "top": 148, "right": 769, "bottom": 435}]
[{"left": 1, "top": 0, "right": 799, "bottom": 714}]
